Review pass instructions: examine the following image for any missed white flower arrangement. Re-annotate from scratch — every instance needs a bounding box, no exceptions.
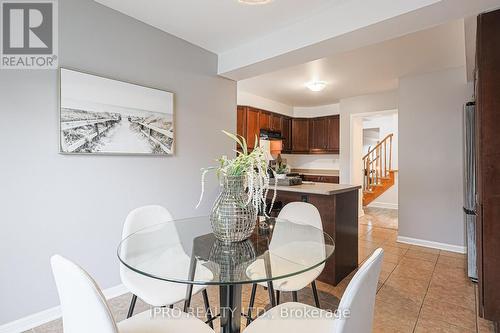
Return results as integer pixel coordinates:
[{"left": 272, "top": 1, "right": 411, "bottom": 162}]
[{"left": 196, "top": 131, "right": 277, "bottom": 217}]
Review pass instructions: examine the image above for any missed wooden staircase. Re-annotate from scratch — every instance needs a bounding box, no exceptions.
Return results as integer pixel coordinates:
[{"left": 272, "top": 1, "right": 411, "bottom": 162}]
[{"left": 362, "top": 133, "right": 396, "bottom": 207}]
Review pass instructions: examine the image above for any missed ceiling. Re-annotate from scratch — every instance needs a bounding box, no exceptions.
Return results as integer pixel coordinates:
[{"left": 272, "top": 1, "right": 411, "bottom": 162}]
[
  {"left": 94, "top": 0, "right": 347, "bottom": 53},
  {"left": 238, "top": 20, "right": 467, "bottom": 107},
  {"left": 93, "top": 0, "right": 500, "bottom": 80}
]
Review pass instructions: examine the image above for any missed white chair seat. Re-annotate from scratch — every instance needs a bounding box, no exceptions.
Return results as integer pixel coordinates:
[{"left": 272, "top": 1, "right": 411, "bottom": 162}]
[
  {"left": 122, "top": 244, "right": 213, "bottom": 306},
  {"left": 246, "top": 257, "right": 322, "bottom": 292},
  {"left": 118, "top": 309, "right": 214, "bottom": 333},
  {"left": 244, "top": 302, "right": 335, "bottom": 333},
  {"left": 121, "top": 268, "right": 207, "bottom": 306},
  {"left": 245, "top": 249, "right": 385, "bottom": 333},
  {"left": 51, "top": 255, "right": 212, "bottom": 333}
]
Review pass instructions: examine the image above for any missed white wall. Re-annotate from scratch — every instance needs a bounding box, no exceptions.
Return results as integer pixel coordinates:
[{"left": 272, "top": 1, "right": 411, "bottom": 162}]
[
  {"left": 237, "top": 90, "right": 294, "bottom": 116},
  {"left": 363, "top": 128, "right": 380, "bottom": 154},
  {"left": 0, "top": 0, "right": 235, "bottom": 325},
  {"left": 399, "top": 66, "right": 472, "bottom": 247}
]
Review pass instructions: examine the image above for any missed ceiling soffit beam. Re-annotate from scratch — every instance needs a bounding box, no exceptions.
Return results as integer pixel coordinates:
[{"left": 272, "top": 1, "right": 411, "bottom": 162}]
[
  {"left": 218, "top": 0, "right": 441, "bottom": 79},
  {"left": 219, "top": 0, "right": 500, "bottom": 81}
]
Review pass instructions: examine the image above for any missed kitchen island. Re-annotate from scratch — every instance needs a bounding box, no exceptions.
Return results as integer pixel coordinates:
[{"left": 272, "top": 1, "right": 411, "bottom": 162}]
[{"left": 271, "top": 182, "right": 361, "bottom": 286}]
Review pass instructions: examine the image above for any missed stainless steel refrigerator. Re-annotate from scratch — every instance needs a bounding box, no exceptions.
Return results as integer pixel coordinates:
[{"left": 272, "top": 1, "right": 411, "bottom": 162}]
[{"left": 463, "top": 102, "right": 478, "bottom": 281}]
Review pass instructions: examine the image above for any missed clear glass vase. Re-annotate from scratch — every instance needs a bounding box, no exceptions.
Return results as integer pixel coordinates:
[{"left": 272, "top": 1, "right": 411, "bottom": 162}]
[{"left": 210, "top": 175, "right": 257, "bottom": 242}]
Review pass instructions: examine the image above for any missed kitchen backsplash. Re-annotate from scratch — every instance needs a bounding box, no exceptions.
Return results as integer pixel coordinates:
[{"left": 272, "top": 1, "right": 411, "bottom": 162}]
[{"left": 282, "top": 154, "right": 340, "bottom": 170}]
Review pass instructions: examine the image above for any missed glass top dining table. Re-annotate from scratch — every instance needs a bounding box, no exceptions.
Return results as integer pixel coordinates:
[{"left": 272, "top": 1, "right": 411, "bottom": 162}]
[{"left": 117, "top": 216, "right": 335, "bottom": 333}]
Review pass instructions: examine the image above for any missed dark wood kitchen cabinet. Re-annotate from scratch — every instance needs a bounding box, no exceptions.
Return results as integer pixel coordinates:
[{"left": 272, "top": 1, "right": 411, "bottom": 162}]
[
  {"left": 237, "top": 106, "right": 284, "bottom": 150},
  {"left": 270, "top": 114, "right": 282, "bottom": 132},
  {"left": 259, "top": 111, "right": 270, "bottom": 130},
  {"left": 475, "top": 9, "right": 500, "bottom": 326},
  {"left": 237, "top": 106, "right": 260, "bottom": 149},
  {"left": 281, "top": 117, "right": 292, "bottom": 153},
  {"left": 237, "top": 106, "right": 340, "bottom": 154},
  {"left": 308, "top": 115, "right": 340, "bottom": 154},
  {"left": 292, "top": 118, "right": 310, "bottom": 153},
  {"left": 309, "top": 118, "right": 328, "bottom": 151},
  {"left": 327, "top": 115, "right": 340, "bottom": 153},
  {"left": 236, "top": 106, "right": 246, "bottom": 139},
  {"left": 301, "top": 174, "right": 339, "bottom": 184}
]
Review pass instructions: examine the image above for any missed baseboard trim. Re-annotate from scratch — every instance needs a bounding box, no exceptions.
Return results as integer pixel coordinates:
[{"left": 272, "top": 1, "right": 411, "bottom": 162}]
[
  {"left": 367, "top": 202, "right": 398, "bottom": 210},
  {"left": 397, "top": 236, "right": 466, "bottom": 253},
  {"left": 102, "top": 283, "right": 129, "bottom": 300},
  {"left": 0, "top": 307, "right": 62, "bottom": 333},
  {"left": 0, "top": 284, "right": 128, "bottom": 333}
]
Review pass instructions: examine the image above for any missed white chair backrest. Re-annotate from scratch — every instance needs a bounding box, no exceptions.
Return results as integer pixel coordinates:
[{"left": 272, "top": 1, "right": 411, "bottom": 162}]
[
  {"left": 51, "top": 255, "right": 118, "bottom": 333},
  {"left": 277, "top": 202, "right": 322, "bottom": 230},
  {"left": 122, "top": 205, "right": 174, "bottom": 239},
  {"left": 335, "top": 248, "right": 384, "bottom": 333},
  {"left": 120, "top": 205, "right": 180, "bottom": 279},
  {"left": 270, "top": 202, "right": 325, "bottom": 264}
]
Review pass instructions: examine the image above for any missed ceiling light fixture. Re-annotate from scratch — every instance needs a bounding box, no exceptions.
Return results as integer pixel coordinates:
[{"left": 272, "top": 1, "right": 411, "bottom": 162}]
[
  {"left": 306, "top": 81, "right": 327, "bottom": 92},
  {"left": 238, "top": 0, "right": 273, "bottom": 5}
]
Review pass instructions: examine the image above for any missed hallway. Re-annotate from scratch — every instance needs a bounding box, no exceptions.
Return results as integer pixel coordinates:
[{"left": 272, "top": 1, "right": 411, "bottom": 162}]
[{"left": 361, "top": 207, "right": 398, "bottom": 230}]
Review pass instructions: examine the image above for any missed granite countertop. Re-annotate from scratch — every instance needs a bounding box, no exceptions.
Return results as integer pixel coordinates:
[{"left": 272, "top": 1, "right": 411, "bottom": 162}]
[
  {"left": 274, "top": 182, "right": 361, "bottom": 195},
  {"left": 291, "top": 168, "right": 340, "bottom": 176}
]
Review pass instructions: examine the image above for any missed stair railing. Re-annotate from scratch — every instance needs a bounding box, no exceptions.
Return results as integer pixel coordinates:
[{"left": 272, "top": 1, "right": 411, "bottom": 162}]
[{"left": 362, "top": 133, "right": 393, "bottom": 192}]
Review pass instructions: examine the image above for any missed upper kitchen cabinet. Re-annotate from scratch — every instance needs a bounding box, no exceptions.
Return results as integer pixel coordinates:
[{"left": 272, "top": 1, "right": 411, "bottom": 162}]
[
  {"left": 292, "top": 118, "right": 310, "bottom": 153},
  {"left": 236, "top": 106, "right": 246, "bottom": 138},
  {"left": 327, "top": 115, "right": 340, "bottom": 153},
  {"left": 237, "top": 106, "right": 260, "bottom": 149},
  {"left": 259, "top": 111, "right": 271, "bottom": 130},
  {"left": 281, "top": 117, "right": 292, "bottom": 153},
  {"left": 309, "top": 117, "right": 328, "bottom": 151},
  {"left": 307, "top": 115, "right": 340, "bottom": 154},
  {"left": 270, "top": 114, "right": 282, "bottom": 132},
  {"left": 246, "top": 107, "right": 260, "bottom": 149},
  {"left": 236, "top": 106, "right": 340, "bottom": 154}
]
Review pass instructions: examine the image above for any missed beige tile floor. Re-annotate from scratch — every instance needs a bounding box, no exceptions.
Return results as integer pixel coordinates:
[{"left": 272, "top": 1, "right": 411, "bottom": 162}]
[
  {"left": 27, "top": 208, "right": 496, "bottom": 333},
  {"left": 361, "top": 207, "right": 399, "bottom": 230}
]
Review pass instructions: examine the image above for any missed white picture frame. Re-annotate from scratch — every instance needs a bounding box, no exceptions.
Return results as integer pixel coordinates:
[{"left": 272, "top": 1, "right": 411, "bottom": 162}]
[{"left": 59, "top": 68, "right": 174, "bottom": 155}]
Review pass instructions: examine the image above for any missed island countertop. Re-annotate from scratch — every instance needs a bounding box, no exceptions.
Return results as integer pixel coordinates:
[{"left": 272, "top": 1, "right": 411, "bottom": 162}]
[{"left": 274, "top": 182, "right": 361, "bottom": 195}]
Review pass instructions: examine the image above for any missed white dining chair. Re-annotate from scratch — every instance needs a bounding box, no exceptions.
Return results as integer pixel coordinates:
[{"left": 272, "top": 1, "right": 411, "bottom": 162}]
[
  {"left": 120, "top": 205, "right": 212, "bottom": 326},
  {"left": 50, "top": 255, "right": 214, "bottom": 333},
  {"left": 246, "top": 202, "right": 325, "bottom": 321},
  {"left": 244, "top": 248, "right": 384, "bottom": 333}
]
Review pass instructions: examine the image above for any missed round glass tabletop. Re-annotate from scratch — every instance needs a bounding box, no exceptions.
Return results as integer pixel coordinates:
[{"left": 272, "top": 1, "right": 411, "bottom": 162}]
[{"left": 118, "top": 216, "right": 335, "bottom": 286}]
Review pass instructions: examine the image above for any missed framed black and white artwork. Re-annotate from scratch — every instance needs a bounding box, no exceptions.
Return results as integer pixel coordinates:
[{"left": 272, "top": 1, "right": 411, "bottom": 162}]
[{"left": 59, "top": 68, "right": 174, "bottom": 155}]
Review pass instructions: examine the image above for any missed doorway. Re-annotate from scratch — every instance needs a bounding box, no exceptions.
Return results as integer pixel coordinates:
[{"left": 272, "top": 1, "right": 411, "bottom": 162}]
[{"left": 351, "top": 109, "right": 398, "bottom": 230}]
